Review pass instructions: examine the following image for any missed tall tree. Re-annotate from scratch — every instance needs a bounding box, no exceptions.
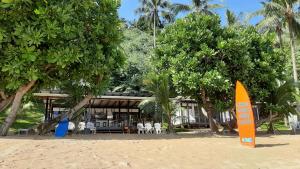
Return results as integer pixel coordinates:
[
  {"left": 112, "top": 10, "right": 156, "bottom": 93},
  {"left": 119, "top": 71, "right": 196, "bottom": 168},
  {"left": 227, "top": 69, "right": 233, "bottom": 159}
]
[
  {"left": 135, "top": 0, "right": 174, "bottom": 48},
  {"left": 253, "top": 0, "right": 300, "bottom": 82},
  {"left": 0, "top": 0, "right": 123, "bottom": 135},
  {"left": 172, "top": 0, "right": 222, "bottom": 15},
  {"left": 259, "top": 80, "right": 299, "bottom": 133},
  {"left": 144, "top": 72, "right": 175, "bottom": 133},
  {"left": 226, "top": 9, "right": 238, "bottom": 26},
  {"left": 155, "top": 14, "right": 287, "bottom": 132},
  {"left": 110, "top": 28, "right": 153, "bottom": 93}
]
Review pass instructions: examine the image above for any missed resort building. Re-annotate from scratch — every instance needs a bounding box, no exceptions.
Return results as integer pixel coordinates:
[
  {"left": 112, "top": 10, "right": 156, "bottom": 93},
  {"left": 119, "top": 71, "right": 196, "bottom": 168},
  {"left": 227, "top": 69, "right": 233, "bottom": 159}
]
[{"left": 34, "top": 92, "right": 261, "bottom": 133}]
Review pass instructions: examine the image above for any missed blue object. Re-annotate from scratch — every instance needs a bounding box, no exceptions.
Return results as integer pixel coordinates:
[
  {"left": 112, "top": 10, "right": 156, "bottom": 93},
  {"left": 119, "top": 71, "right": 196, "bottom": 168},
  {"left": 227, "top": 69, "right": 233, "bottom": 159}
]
[{"left": 55, "top": 118, "right": 69, "bottom": 138}]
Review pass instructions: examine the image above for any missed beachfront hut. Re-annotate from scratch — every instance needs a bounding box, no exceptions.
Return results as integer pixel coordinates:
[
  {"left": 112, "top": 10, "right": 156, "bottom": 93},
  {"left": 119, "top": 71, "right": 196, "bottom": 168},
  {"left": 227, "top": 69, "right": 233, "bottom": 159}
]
[
  {"left": 34, "top": 92, "right": 153, "bottom": 133},
  {"left": 35, "top": 92, "right": 266, "bottom": 132}
]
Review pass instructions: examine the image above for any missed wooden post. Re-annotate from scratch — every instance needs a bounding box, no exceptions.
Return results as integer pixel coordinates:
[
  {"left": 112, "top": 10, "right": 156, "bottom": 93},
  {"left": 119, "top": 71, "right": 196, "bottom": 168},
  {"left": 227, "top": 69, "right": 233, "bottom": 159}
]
[
  {"left": 138, "top": 107, "right": 141, "bottom": 121},
  {"left": 45, "top": 97, "right": 49, "bottom": 122},
  {"left": 49, "top": 99, "right": 52, "bottom": 121},
  {"left": 118, "top": 100, "right": 121, "bottom": 120},
  {"left": 127, "top": 100, "right": 129, "bottom": 127},
  {"left": 187, "top": 102, "right": 190, "bottom": 128}
]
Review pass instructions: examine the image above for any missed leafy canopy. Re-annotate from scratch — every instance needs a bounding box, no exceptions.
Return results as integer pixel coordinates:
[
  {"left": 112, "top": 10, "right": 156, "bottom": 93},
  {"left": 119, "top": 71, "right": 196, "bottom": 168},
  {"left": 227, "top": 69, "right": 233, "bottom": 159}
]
[
  {"left": 155, "top": 14, "right": 287, "bottom": 111},
  {"left": 111, "top": 28, "right": 153, "bottom": 93},
  {"left": 0, "top": 0, "right": 124, "bottom": 96}
]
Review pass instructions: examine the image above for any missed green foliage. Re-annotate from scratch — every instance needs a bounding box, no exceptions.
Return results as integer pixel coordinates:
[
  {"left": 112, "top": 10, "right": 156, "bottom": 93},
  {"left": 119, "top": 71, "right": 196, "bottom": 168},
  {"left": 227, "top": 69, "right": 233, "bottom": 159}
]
[
  {"left": 138, "top": 99, "right": 163, "bottom": 122},
  {"left": 0, "top": 0, "right": 124, "bottom": 97},
  {"left": 261, "top": 80, "right": 300, "bottom": 118},
  {"left": 144, "top": 72, "right": 176, "bottom": 131},
  {"left": 0, "top": 101, "right": 44, "bottom": 132},
  {"left": 172, "top": 0, "right": 223, "bottom": 15},
  {"left": 260, "top": 121, "right": 289, "bottom": 131},
  {"left": 111, "top": 28, "right": 153, "bottom": 93},
  {"left": 136, "top": 0, "right": 175, "bottom": 30},
  {"left": 155, "top": 13, "right": 287, "bottom": 112}
]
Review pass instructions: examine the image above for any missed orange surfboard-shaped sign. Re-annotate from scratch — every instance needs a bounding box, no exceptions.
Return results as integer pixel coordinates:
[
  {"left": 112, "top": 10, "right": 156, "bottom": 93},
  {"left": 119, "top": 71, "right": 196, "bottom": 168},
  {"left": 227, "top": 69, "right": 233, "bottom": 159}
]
[{"left": 235, "top": 81, "right": 256, "bottom": 148}]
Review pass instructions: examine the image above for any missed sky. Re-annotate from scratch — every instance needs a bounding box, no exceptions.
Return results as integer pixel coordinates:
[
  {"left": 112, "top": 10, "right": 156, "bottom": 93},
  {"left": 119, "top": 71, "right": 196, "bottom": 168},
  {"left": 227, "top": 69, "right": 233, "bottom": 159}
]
[{"left": 118, "top": 0, "right": 264, "bottom": 25}]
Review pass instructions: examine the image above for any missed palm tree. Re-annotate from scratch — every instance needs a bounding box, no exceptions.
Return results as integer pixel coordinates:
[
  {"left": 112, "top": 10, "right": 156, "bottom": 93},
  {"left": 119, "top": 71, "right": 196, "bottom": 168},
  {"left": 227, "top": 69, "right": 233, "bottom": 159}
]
[
  {"left": 136, "top": 0, "right": 174, "bottom": 48},
  {"left": 260, "top": 80, "right": 299, "bottom": 133},
  {"left": 138, "top": 99, "right": 163, "bottom": 122},
  {"left": 252, "top": 0, "right": 300, "bottom": 82},
  {"left": 226, "top": 9, "right": 250, "bottom": 27},
  {"left": 144, "top": 72, "right": 175, "bottom": 133},
  {"left": 250, "top": 2, "right": 285, "bottom": 47},
  {"left": 226, "top": 9, "right": 238, "bottom": 26},
  {"left": 172, "top": 0, "right": 222, "bottom": 15}
]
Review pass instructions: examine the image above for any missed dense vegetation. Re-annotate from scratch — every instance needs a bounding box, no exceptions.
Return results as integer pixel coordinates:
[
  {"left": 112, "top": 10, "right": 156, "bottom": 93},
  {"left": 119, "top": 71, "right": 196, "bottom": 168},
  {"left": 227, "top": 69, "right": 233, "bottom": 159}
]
[
  {"left": 0, "top": 0, "right": 123, "bottom": 135},
  {"left": 0, "top": 0, "right": 299, "bottom": 135}
]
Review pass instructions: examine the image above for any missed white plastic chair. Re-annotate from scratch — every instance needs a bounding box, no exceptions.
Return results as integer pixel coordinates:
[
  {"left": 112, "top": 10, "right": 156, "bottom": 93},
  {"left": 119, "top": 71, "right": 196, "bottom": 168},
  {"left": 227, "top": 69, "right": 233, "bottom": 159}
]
[
  {"left": 86, "top": 122, "right": 96, "bottom": 134},
  {"left": 137, "top": 123, "right": 144, "bottom": 134},
  {"left": 68, "top": 122, "right": 75, "bottom": 131},
  {"left": 154, "top": 123, "right": 161, "bottom": 134},
  {"left": 144, "top": 122, "right": 153, "bottom": 134},
  {"left": 78, "top": 122, "right": 85, "bottom": 132}
]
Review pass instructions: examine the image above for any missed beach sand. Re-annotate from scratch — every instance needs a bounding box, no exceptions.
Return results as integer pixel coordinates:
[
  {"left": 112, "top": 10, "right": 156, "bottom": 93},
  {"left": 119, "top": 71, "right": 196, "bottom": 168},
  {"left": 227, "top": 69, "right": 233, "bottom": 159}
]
[{"left": 0, "top": 133, "right": 300, "bottom": 169}]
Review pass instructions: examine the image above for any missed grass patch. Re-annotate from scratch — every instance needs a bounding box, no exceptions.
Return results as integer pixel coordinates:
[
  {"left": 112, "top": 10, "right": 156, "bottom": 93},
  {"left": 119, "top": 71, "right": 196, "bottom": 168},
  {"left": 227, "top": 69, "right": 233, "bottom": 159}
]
[
  {"left": 260, "top": 121, "right": 290, "bottom": 131},
  {"left": 174, "top": 128, "right": 189, "bottom": 132},
  {"left": 0, "top": 101, "right": 44, "bottom": 133}
]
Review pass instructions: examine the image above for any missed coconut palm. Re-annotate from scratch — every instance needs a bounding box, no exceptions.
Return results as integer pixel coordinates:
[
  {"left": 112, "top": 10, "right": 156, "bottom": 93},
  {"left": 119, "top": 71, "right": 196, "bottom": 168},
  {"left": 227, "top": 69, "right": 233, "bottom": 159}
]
[
  {"left": 136, "top": 0, "right": 174, "bottom": 48},
  {"left": 138, "top": 99, "right": 163, "bottom": 122},
  {"left": 252, "top": 0, "right": 300, "bottom": 82},
  {"left": 260, "top": 80, "right": 299, "bottom": 133},
  {"left": 250, "top": 2, "right": 285, "bottom": 47},
  {"left": 143, "top": 72, "right": 175, "bottom": 133},
  {"left": 226, "top": 9, "right": 238, "bottom": 26},
  {"left": 172, "top": 0, "right": 223, "bottom": 15}
]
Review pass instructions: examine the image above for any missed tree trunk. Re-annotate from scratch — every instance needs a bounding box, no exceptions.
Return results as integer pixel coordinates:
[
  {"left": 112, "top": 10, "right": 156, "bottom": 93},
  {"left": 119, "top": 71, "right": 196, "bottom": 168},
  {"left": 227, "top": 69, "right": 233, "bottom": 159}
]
[
  {"left": 288, "top": 22, "right": 298, "bottom": 83},
  {"left": 275, "top": 27, "right": 283, "bottom": 48},
  {"left": 200, "top": 89, "right": 219, "bottom": 133},
  {"left": 0, "top": 95, "right": 15, "bottom": 113},
  {"left": 0, "top": 80, "right": 36, "bottom": 136},
  {"left": 206, "top": 102, "right": 219, "bottom": 132},
  {"left": 267, "top": 111, "right": 274, "bottom": 134},
  {"left": 72, "top": 110, "right": 83, "bottom": 134},
  {"left": 224, "top": 107, "right": 237, "bottom": 134},
  {"left": 167, "top": 112, "right": 174, "bottom": 133},
  {"left": 267, "top": 121, "right": 274, "bottom": 134},
  {"left": 153, "top": 10, "right": 156, "bottom": 48},
  {"left": 38, "top": 94, "right": 93, "bottom": 135},
  {"left": 0, "top": 91, "right": 7, "bottom": 100}
]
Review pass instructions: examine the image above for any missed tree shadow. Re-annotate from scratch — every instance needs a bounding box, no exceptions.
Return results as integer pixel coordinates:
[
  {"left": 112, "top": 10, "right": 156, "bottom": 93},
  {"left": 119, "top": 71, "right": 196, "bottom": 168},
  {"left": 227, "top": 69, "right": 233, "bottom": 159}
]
[
  {"left": 255, "top": 143, "right": 289, "bottom": 148},
  {"left": 0, "top": 132, "right": 240, "bottom": 141}
]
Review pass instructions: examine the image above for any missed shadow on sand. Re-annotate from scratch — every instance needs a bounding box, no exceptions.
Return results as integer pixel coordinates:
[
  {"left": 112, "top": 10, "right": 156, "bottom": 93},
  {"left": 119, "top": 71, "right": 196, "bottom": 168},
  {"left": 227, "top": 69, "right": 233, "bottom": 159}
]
[
  {"left": 0, "top": 131, "right": 240, "bottom": 141},
  {"left": 0, "top": 130, "right": 295, "bottom": 141},
  {"left": 255, "top": 143, "right": 289, "bottom": 148}
]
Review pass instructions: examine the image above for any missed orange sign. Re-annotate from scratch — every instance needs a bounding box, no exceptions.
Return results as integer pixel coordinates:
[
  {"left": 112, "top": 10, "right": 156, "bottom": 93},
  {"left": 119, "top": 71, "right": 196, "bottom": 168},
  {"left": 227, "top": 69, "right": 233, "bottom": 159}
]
[{"left": 235, "top": 81, "right": 256, "bottom": 148}]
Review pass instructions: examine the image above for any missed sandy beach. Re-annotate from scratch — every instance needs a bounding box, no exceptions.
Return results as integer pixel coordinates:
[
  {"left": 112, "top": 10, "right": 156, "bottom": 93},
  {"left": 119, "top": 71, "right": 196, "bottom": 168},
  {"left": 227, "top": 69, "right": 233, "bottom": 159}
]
[{"left": 0, "top": 134, "right": 300, "bottom": 169}]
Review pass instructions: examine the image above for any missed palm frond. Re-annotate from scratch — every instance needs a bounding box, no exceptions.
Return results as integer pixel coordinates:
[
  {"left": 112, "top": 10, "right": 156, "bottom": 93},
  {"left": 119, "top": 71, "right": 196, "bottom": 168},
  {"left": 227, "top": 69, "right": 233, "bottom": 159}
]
[
  {"left": 264, "top": 1, "right": 286, "bottom": 14},
  {"left": 290, "top": 16, "right": 300, "bottom": 37},
  {"left": 207, "top": 3, "right": 223, "bottom": 10},
  {"left": 171, "top": 3, "right": 191, "bottom": 15},
  {"left": 226, "top": 9, "right": 238, "bottom": 26},
  {"left": 256, "top": 15, "right": 282, "bottom": 32}
]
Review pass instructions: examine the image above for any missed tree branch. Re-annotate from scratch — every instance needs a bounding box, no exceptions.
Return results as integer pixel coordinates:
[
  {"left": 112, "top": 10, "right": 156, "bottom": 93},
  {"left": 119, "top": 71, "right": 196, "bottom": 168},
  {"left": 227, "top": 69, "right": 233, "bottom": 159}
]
[{"left": 0, "top": 91, "right": 7, "bottom": 100}]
